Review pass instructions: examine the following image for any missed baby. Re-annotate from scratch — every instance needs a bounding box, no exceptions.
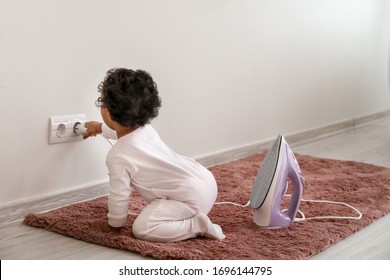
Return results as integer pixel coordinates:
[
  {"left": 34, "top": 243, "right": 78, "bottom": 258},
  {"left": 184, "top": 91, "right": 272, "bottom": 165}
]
[{"left": 84, "top": 68, "right": 225, "bottom": 242}]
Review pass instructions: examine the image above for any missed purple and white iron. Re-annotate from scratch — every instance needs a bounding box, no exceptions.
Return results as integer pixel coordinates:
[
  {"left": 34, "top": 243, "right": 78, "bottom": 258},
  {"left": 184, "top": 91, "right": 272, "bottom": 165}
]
[{"left": 249, "top": 135, "right": 304, "bottom": 228}]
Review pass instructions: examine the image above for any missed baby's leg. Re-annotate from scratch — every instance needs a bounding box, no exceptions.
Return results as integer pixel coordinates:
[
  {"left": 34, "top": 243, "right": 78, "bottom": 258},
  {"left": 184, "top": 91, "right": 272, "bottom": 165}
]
[{"left": 132, "top": 199, "right": 225, "bottom": 242}]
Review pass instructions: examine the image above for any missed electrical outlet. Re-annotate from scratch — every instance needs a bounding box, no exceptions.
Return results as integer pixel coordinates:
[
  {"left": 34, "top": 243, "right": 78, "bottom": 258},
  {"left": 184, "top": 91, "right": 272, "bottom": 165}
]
[{"left": 48, "top": 114, "right": 86, "bottom": 144}]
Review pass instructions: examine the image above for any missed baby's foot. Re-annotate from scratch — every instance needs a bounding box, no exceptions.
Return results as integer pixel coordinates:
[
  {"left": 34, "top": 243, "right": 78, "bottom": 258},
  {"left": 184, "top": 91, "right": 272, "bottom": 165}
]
[
  {"left": 209, "top": 223, "right": 225, "bottom": 240},
  {"left": 195, "top": 213, "right": 225, "bottom": 240}
]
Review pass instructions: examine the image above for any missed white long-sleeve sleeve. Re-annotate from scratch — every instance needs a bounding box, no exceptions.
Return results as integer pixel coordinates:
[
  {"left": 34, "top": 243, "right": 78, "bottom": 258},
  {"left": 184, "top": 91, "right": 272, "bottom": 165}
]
[
  {"left": 101, "top": 123, "right": 118, "bottom": 140},
  {"left": 107, "top": 158, "right": 133, "bottom": 227}
]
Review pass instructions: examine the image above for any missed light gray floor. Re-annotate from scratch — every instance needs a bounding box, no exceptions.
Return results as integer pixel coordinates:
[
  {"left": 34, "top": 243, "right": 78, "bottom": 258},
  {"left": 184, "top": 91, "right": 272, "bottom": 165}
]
[{"left": 1, "top": 117, "right": 390, "bottom": 260}]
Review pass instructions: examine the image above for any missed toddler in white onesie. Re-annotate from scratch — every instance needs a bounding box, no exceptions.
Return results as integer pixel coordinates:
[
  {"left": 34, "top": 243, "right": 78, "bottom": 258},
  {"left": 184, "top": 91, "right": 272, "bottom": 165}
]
[{"left": 84, "top": 68, "right": 225, "bottom": 242}]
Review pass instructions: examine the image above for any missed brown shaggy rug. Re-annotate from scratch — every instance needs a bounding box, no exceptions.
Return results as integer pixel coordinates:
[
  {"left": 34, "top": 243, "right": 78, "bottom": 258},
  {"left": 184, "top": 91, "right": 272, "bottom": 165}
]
[{"left": 24, "top": 153, "right": 390, "bottom": 259}]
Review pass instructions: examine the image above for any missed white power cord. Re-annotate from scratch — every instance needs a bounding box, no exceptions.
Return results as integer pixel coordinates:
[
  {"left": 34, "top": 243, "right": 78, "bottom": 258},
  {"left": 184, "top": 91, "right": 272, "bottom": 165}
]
[
  {"left": 214, "top": 200, "right": 250, "bottom": 207},
  {"left": 289, "top": 196, "right": 363, "bottom": 222},
  {"left": 215, "top": 195, "right": 363, "bottom": 222},
  {"left": 106, "top": 139, "right": 115, "bottom": 146}
]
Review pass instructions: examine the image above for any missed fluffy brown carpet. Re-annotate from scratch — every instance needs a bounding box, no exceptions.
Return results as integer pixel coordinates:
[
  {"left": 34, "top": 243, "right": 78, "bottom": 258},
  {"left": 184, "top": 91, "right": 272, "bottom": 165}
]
[{"left": 24, "top": 153, "right": 390, "bottom": 259}]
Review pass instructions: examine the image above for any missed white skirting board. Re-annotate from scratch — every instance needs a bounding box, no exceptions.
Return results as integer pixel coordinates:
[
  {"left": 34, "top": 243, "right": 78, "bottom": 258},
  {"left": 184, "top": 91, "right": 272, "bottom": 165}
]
[
  {"left": 194, "top": 109, "right": 390, "bottom": 167},
  {"left": 0, "top": 182, "right": 109, "bottom": 226},
  {"left": 2, "top": 109, "right": 390, "bottom": 226}
]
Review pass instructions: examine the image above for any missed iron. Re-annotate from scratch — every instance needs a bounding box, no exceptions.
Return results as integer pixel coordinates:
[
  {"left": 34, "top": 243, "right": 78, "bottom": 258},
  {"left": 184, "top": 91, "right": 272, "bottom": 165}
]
[{"left": 249, "top": 135, "right": 304, "bottom": 228}]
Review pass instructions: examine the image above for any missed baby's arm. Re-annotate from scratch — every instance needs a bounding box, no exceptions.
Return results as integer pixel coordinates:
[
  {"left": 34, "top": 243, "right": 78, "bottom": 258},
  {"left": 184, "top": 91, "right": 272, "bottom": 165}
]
[
  {"left": 83, "top": 121, "right": 102, "bottom": 139},
  {"left": 101, "top": 123, "right": 118, "bottom": 140},
  {"left": 83, "top": 121, "right": 118, "bottom": 140},
  {"left": 107, "top": 158, "right": 132, "bottom": 228}
]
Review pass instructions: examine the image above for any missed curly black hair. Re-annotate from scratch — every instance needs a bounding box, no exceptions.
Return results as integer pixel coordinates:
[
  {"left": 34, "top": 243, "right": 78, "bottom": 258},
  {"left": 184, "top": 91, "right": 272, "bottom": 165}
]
[{"left": 96, "top": 68, "right": 161, "bottom": 128}]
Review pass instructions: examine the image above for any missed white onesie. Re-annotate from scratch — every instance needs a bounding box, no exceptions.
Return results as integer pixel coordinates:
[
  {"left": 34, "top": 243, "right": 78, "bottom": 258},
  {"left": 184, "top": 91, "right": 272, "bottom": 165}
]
[{"left": 102, "top": 123, "right": 225, "bottom": 242}]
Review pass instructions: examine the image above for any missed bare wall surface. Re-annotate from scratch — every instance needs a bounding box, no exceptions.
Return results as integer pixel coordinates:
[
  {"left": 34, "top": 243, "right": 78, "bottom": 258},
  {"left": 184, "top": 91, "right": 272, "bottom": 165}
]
[{"left": 0, "top": 0, "right": 389, "bottom": 205}]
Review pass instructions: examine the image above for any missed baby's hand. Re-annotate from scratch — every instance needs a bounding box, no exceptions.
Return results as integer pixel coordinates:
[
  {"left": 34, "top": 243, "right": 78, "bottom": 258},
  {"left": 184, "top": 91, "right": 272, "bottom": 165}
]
[{"left": 83, "top": 121, "right": 103, "bottom": 139}]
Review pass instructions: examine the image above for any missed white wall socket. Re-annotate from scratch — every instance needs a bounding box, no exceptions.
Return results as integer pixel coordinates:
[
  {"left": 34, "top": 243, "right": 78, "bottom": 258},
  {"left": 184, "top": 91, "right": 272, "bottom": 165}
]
[{"left": 48, "top": 114, "right": 86, "bottom": 144}]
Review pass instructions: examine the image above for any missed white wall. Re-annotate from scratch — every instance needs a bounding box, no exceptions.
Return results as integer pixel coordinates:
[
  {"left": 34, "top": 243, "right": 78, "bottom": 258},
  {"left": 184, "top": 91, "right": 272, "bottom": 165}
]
[{"left": 1, "top": 0, "right": 389, "bottom": 205}]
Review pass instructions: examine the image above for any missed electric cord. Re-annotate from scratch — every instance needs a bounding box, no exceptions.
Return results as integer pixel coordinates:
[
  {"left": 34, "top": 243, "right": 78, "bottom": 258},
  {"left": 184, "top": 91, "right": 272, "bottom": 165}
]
[
  {"left": 215, "top": 195, "right": 363, "bottom": 222},
  {"left": 215, "top": 182, "right": 362, "bottom": 221},
  {"left": 290, "top": 196, "right": 363, "bottom": 222},
  {"left": 214, "top": 200, "right": 250, "bottom": 207},
  {"left": 106, "top": 139, "right": 115, "bottom": 146}
]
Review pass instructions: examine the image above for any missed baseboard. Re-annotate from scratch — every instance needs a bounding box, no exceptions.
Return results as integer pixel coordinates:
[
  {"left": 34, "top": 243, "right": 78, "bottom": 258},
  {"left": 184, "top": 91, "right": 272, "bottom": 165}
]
[
  {"left": 195, "top": 109, "right": 390, "bottom": 167},
  {"left": 0, "top": 182, "right": 109, "bottom": 226},
  {"left": 2, "top": 109, "right": 390, "bottom": 227}
]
